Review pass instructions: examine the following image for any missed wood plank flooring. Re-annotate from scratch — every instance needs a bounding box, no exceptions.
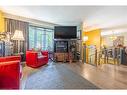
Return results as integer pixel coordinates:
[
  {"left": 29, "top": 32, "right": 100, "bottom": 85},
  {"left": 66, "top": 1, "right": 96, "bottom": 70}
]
[{"left": 22, "top": 62, "right": 127, "bottom": 89}]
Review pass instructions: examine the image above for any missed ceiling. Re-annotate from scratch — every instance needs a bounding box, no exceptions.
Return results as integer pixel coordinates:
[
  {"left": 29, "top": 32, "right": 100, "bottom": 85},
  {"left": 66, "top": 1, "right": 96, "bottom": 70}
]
[{"left": 1, "top": 6, "right": 127, "bottom": 31}]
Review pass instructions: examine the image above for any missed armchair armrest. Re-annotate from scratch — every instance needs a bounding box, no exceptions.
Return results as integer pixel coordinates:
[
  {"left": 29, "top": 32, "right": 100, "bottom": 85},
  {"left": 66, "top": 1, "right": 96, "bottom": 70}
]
[
  {"left": 41, "top": 51, "right": 48, "bottom": 57},
  {"left": 26, "top": 51, "right": 38, "bottom": 64},
  {"left": 41, "top": 51, "right": 48, "bottom": 62}
]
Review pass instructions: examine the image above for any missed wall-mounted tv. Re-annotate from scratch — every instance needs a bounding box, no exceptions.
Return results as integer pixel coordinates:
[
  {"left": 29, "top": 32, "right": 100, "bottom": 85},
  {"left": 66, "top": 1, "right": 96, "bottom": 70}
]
[{"left": 54, "top": 26, "right": 77, "bottom": 39}]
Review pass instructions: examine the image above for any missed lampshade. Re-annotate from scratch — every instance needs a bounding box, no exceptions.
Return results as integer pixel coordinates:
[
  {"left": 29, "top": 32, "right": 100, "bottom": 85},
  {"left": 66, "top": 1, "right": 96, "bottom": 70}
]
[
  {"left": 83, "top": 36, "right": 88, "bottom": 42},
  {"left": 12, "top": 30, "right": 24, "bottom": 41}
]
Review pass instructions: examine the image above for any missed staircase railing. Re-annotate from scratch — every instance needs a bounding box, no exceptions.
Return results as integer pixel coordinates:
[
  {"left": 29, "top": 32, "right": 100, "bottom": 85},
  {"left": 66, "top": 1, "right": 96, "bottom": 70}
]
[{"left": 88, "top": 48, "right": 120, "bottom": 66}]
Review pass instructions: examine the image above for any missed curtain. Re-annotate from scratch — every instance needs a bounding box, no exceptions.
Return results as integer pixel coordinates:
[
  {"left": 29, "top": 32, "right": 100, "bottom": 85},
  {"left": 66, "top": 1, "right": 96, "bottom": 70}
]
[{"left": 5, "top": 18, "right": 29, "bottom": 54}]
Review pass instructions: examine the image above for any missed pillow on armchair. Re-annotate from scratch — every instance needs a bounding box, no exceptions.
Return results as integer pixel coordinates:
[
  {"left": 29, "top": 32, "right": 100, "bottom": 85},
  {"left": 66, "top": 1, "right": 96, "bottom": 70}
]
[
  {"left": 38, "top": 52, "right": 42, "bottom": 57},
  {"left": 38, "top": 52, "right": 47, "bottom": 58}
]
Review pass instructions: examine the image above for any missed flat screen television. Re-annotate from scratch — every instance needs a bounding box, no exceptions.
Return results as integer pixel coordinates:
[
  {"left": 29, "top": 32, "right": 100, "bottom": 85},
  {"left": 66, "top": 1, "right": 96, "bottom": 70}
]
[{"left": 54, "top": 26, "right": 77, "bottom": 39}]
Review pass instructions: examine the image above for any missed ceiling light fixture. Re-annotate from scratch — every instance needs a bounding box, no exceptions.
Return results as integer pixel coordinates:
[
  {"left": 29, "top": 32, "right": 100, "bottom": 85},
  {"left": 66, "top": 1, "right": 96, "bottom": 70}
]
[{"left": 109, "top": 31, "right": 117, "bottom": 40}]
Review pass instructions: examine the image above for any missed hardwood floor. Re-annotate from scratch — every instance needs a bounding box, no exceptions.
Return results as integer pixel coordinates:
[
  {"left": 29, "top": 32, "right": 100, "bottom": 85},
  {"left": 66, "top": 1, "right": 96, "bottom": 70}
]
[
  {"left": 22, "top": 62, "right": 127, "bottom": 89},
  {"left": 64, "top": 63, "right": 127, "bottom": 89}
]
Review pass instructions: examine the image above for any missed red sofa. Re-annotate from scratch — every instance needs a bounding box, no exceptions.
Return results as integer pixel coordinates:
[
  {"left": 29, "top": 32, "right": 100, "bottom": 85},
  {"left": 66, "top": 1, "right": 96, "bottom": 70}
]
[
  {"left": 0, "top": 56, "right": 21, "bottom": 89},
  {"left": 26, "top": 50, "right": 48, "bottom": 68}
]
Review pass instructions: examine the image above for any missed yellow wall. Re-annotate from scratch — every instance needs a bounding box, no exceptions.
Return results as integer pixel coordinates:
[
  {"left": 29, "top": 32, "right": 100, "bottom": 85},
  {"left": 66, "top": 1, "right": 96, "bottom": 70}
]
[
  {"left": 0, "top": 10, "right": 5, "bottom": 32},
  {"left": 82, "top": 29, "right": 101, "bottom": 63},
  {"left": 82, "top": 29, "right": 101, "bottom": 50}
]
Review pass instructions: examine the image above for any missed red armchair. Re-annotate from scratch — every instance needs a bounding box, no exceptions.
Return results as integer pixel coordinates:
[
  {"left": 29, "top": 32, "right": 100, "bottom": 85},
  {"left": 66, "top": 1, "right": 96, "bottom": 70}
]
[
  {"left": 0, "top": 56, "right": 21, "bottom": 62},
  {"left": 26, "top": 50, "right": 48, "bottom": 68},
  {"left": 0, "top": 56, "right": 21, "bottom": 89}
]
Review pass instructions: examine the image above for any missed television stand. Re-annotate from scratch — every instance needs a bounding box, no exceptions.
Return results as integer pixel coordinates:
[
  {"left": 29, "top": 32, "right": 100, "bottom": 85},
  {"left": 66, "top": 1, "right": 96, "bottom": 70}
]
[
  {"left": 54, "top": 53, "right": 69, "bottom": 62},
  {"left": 54, "top": 39, "right": 78, "bottom": 63}
]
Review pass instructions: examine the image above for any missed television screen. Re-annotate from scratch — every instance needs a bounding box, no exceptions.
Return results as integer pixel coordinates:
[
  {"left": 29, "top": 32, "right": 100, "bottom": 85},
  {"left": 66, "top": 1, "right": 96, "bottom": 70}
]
[{"left": 54, "top": 26, "right": 77, "bottom": 39}]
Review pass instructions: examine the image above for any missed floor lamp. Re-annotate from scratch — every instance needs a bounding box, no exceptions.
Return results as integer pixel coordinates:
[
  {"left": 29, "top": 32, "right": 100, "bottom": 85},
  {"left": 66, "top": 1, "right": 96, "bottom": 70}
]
[{"left": 12, "top": 30, "right": 25, "bottom": 53}]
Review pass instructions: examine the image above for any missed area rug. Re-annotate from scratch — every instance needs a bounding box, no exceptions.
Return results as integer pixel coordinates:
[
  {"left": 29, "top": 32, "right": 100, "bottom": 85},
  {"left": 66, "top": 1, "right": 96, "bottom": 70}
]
[{"left": 25, "top": 63, "right": 99, "bottom": 89}]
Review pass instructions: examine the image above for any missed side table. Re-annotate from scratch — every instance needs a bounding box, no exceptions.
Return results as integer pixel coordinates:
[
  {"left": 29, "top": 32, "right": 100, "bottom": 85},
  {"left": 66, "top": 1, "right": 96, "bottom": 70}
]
[{"left": 13, "top": 52, "right": 24, "bottom": 62}]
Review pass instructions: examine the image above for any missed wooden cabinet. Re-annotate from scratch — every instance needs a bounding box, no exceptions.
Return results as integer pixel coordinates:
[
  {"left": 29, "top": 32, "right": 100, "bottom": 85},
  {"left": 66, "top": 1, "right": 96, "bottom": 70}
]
[
  {"left": 54, "top": 39, "right": 79, "bottom": 62},
  {"left": 54, "top": 53, "right": 69, "bottom": 62}
]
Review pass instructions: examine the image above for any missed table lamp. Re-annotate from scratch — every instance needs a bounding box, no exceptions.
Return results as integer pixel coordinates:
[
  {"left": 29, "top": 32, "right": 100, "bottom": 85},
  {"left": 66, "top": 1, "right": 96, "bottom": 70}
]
[{"left": 12, "top": 30, "right": 25, "bottom": 53}]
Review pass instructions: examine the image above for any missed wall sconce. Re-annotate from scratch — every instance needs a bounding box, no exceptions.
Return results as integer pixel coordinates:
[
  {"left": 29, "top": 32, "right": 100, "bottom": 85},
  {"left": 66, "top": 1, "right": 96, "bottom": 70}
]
[{"left": 83, "top": 36, "right": 88, "bottom": 42}]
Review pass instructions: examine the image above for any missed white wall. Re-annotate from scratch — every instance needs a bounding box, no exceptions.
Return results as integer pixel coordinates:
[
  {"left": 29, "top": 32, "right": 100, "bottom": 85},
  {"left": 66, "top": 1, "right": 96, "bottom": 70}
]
[{"left": 102, "top": 31, "right": 127, "bottom": 47}]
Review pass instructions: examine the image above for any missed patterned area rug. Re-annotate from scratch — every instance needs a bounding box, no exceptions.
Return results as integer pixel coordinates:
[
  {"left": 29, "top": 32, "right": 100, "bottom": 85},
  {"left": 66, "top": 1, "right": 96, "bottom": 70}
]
[{"left": 25, "top": 63, "right": 99, "bottom": 89}]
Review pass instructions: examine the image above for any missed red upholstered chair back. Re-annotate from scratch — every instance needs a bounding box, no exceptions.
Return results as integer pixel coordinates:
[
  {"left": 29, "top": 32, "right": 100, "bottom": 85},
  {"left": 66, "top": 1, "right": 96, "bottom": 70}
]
[
  {"left": 41, "top": 51, "right": 48, "bottom": 62},
  {"left": 0, "top": 56, "right": 21, "bottom": 62},
  {"left": 0, "top": 61, "right": 20, "bottom": 89}
]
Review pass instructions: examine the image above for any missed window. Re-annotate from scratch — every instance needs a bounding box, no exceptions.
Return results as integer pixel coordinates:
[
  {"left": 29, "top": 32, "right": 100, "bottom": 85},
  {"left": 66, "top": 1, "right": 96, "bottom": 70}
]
[
  {"left": 29, "top": 26, "right": 35, "bottom": 49},
  {"left": 29, "top": 25, "right": 54, "bottom": 51}
]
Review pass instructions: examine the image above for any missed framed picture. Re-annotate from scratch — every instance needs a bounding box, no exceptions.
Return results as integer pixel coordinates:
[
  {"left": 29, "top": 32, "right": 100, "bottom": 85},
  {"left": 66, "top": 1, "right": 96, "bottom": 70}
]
[{"left": 113, "top": 36, "right": 124, "bottom": 47}]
